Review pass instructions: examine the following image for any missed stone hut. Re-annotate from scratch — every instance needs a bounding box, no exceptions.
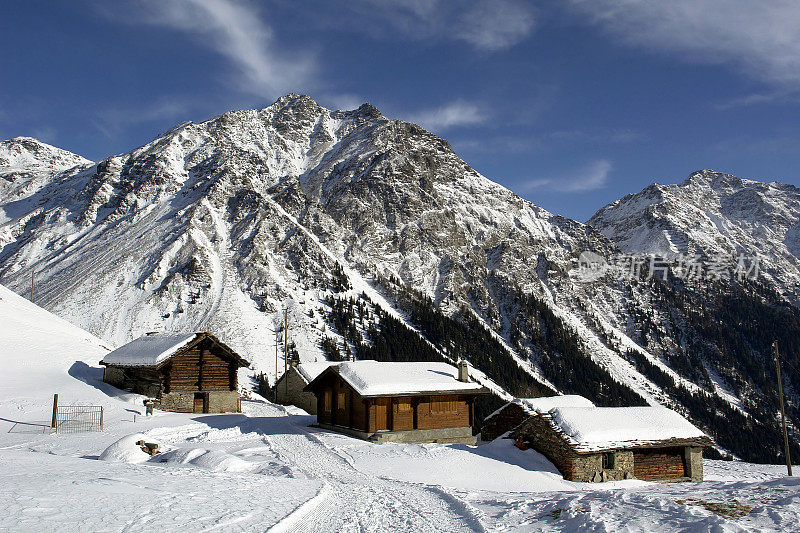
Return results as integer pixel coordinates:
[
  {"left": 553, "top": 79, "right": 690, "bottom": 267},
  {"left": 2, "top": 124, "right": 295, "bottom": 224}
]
[
  {"left": 304, "top": 360, "right": 489, "bottom": 444},
  {"left": 275, "top": 362, "right": 339, "bottom": 414},
  {"left": 507, "top": 404, "right": 713, "bottom": 482},
  {"left": 101, "top": 332, "right": 250, "bottom": 413}
]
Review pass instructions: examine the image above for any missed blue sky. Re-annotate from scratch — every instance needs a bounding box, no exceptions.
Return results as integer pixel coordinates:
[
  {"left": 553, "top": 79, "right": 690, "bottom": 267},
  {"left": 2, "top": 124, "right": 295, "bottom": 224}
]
[{"left": 2, "top": 1, "right": 800, "bottom": 221}]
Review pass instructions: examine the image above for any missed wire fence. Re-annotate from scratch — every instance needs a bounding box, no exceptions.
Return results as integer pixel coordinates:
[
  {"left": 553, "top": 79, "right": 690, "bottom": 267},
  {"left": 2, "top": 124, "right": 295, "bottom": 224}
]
[{"left": 53, "top": 405, "right": 103, "bottom": 433}]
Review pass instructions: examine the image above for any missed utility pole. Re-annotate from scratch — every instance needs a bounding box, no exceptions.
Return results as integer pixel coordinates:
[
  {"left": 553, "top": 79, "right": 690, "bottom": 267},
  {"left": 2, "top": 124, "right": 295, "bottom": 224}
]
[
  {"left": 283, "top": 308, "right": 289, "bottom": 373},
  {"left": 773, "top": 340, "right": 793, "bottom": 476},
  {"left": 31, "top": 270, "right": 35, "bottom": 304},
  {"left": 283, "top": 307, "right": 290, "bottom": 399}
]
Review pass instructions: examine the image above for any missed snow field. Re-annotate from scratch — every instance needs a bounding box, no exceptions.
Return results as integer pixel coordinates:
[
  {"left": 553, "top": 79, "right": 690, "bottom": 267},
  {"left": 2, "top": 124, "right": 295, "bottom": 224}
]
[{"left": 2, "top": 278, "right": 800, "bottom": 532}]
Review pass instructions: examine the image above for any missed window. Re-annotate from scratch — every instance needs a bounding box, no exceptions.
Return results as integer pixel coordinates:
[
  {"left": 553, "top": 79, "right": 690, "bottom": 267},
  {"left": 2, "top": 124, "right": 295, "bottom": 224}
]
[
  {"left": 602, "top": 452, "right": 615, "bottom": 470},
  {"left": 337, "top": 391, "right": 346, "bottom": 408},
  {"left": 396, "top": 399, "right": 412, "bottom": 412},
  {"left": 323, "top": 390, "right": 332, "bottom": 412}
]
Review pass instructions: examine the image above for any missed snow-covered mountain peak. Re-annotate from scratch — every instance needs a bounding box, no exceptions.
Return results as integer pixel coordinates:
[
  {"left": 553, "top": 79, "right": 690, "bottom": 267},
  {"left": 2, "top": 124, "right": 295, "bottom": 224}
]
[
  {"left": 0, "top": 136, "right": 93, "bottom": 213},
  {"left": 589, "top": 170, "right": 800, "bottom": 303},
  {"left": 0, "top": 136, "right": 91, "bottom": 175}
]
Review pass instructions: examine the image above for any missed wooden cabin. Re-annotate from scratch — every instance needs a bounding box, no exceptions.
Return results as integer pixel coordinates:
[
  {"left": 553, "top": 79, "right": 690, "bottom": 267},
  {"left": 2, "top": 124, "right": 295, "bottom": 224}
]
[
  {"left": 100, "top": 332, "right": 249, "bottom": 413},
  {"left": 274, "top": 362, "right": 339, "bottom": 414},
  {"left": 304, "top": 360, "right": 489, "bottom": 444},
  {"left": 497, "top": 401, "right": 713, "bottom": 482}
]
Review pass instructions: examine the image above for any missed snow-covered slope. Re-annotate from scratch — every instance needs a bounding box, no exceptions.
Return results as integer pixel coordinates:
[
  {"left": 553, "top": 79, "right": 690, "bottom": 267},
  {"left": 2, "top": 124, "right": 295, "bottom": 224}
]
[
  {"left": 589, "top": 169, "right": 800, "bottom": 304},
  {"left": 0, "top": 283, "right": 125, "bottom": 424}
]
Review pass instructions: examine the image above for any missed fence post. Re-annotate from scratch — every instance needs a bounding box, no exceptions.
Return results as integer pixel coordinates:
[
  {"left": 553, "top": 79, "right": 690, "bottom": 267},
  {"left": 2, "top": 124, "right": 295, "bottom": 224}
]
[
  {"left": 51, "top": 394, "right": 58, "bottom": 429},
  {"left": 100, "top": 407, "right": 104, "bottom": 431}
]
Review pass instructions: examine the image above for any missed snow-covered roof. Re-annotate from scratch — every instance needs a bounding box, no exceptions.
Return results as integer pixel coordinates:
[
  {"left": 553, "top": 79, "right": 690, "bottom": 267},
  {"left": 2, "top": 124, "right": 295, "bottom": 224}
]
[
  {"left": 485, "top": 395, "right": 595, "bottom": 421},
  {"left": 101, "top": 333, "right": 202, "bottom": 367},
  {"left": 320, "top": 360, "right": 486, "bottom": 397},
  {"left": 548, "top": 406, "right": 711, "bottom": 452},
  {"left": 297, "top": 362, "right": 340, "bottom": 383},
  {"left": 517, "top": 395, "right": 595, "bottom": 414}
]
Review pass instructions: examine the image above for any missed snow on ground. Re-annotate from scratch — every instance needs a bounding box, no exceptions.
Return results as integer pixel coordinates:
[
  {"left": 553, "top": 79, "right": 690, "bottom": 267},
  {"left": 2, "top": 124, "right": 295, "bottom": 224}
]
[
  {"left": 3, "top": 398, "right": 800, "bottom": 532},
  {"left": 2, "top": 286, "right": 800, "bottom": 531}
]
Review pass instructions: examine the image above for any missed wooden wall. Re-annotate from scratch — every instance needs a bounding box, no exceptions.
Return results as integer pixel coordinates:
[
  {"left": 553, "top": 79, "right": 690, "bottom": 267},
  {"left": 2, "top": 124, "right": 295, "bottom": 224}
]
[
  {"left": 165, "top": 340, "right": 237, "bottom": 392},
  {"left": 391, "top": 397, "right": 414, "bottom": 431},
  {"left": 416, "top": 395, "right": 470, "bottom": 430},
  {"left": 633, "top": 448, "right": 687, "bottom": 480},
  {"left": 352, "top": 394, "right": 367, "bottom": 431}
]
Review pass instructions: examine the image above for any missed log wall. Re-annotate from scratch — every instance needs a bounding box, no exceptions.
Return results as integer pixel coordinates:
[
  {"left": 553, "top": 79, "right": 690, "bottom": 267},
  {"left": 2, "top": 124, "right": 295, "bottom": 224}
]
[
  {"left": 166, "top": 341, "right": 237, "bottom": 392},
  {"left": 633, "top": 448, "right": 687, "bottom": 481}
]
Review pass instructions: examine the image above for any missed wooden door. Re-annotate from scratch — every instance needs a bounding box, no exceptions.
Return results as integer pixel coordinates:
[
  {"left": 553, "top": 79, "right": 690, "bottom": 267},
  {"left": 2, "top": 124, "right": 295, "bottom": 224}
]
[
  {"left": 193, "top": 393, "right": 205, "bottom": 413},
  {"left": 375, "top": 398, "right": 391, "bottom": 431}
]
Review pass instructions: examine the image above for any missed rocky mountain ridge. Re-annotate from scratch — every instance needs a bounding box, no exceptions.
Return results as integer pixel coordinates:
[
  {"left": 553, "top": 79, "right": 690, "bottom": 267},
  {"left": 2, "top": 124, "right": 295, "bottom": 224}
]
[
  {"left": 589, "top": 169, "right": 800, "bottom": 305},
  {"left": 1, "top": 95, "right": 798, "bottom": 462}
]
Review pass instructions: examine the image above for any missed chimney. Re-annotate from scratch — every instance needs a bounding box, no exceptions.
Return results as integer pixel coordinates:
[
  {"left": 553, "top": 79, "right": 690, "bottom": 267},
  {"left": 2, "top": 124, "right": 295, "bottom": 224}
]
[{"left": 458, "top": 360, "right": 469, "bottom": 382}]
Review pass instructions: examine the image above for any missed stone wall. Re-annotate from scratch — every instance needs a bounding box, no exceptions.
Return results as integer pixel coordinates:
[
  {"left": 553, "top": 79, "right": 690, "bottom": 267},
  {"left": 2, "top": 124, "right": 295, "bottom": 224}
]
[
  {"left": 316, "top": 423, "right": 476, "bottom": 445},
  {"left": 207, "top": 391, "right": 241, "bottom": 413},
  {"left": 104, "top": 365, "right": 163, "bottom": 398},
  {"left": 572, "top": 451, "right": 634, "bottom": 482},
  {"left": 510, "top": 414, "right": 577, "bottom": 478},
  {"left": 507, "top": 412, "right": 706, "bottom": 483},
  {"left": 511, "top": 413, "right": 637, "bottom": 482},
  {"left": 275, "top": 367, "right": 317, "bottom": 414},
  {"left": 480, "top": 403, "right": 530, "bottom": 441},
  {"left": 685, "top": 447, "right": 703, "bottom": 481},
  {"left": 156, "top": 391, "right": 195, "bottom": 412},
  {"left": 154, "top": 391, "right": 240, "bottom": 413},
  {"left": 104, "top": 367, "right": 125, "bottom": 388}
]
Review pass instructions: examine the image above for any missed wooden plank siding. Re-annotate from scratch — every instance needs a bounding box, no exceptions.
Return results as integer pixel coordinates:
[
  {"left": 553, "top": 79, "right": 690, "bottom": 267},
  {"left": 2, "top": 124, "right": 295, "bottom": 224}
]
[
  {"left": 416, "top": 395, "right": 470, "bottom": 430},
  {"left": 165, "top": 342, "right": 238, "bottom": 393},
  {"left": 633, "top": 448, "right": 687, "bottom": 480},
  {"left": 391, "top": 397, "right": 414, "bottom": 431}
]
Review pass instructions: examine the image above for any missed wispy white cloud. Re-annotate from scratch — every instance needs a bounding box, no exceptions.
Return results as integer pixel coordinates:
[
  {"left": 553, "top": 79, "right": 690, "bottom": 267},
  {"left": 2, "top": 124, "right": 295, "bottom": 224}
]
[
  {"left": 714, "top": 90, "right": 800, "bottom": 110},
  {"left": 455, "top": 0, "right": 537, "bottom": 51},
  {"left": 566, "top": 0, "right": 800, "bottom": 88},
  {"left": 125, "top": 0, "right": 316, "bottom": 97},
  {"left": 520, "top": 159, "right": 613, "bottom": 193},
  {"left": 454, "top": 129, "right": 644, "bottom": 155},
  {"left": 91, "top": 98, "right": 198, "bottom": 140},
  {"left": 359, "top": 0, "right": 536, "bottom": 51},
  {"left": 31, "top": 126, "right": 58, "bottom": 144},
  {"left": 407, "top": 100, "right": 488, "bottom": 132}
]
